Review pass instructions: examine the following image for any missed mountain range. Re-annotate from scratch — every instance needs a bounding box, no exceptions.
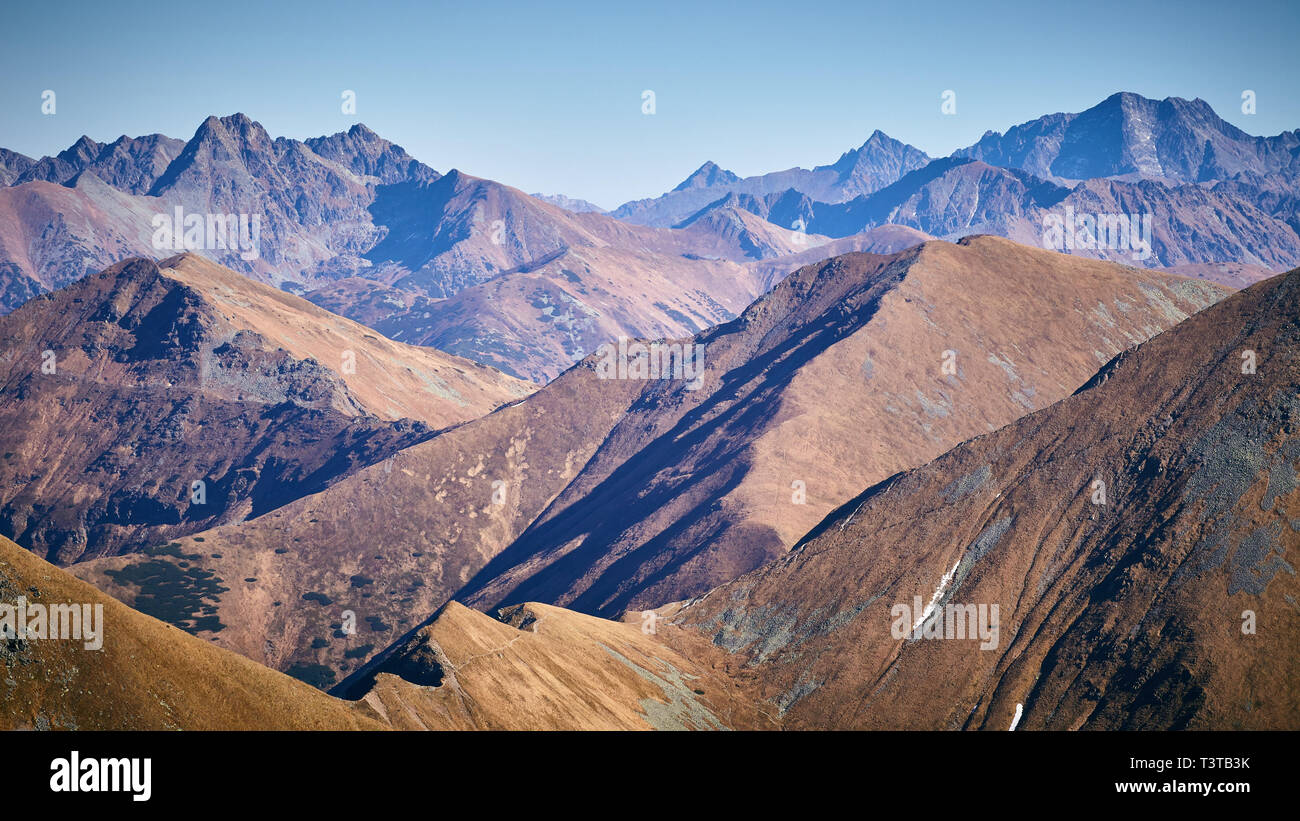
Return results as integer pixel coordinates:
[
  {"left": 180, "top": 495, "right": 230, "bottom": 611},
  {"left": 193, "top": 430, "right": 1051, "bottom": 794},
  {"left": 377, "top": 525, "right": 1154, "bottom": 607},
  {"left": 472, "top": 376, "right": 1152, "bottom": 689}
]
[
  {"left": 1, "top": 89, "right": 1297, "bottom": 732},
  {"left": 614, "top": 92, "right": 1300, "bottom": 272},
  {"left": 1, "top": 92, "right": 1296, "bottom": 384},
  {"left": 325, "top": 261, "right": 1300, "bottom": 730},
  {"left": 28, "top": 260, "right": 1288, "bottom": 731},
  {"left": 611, "top": 130, "right": 933, "bottom": 227},
  {"left": 4, "top": 246, "right": 1294, "bottom": 731},
  {"left": 0, "top": 117, "right": 826, "bottom": 382},
  {"left": 69, "top": 238, "right": 1225, "bottom": 687}
]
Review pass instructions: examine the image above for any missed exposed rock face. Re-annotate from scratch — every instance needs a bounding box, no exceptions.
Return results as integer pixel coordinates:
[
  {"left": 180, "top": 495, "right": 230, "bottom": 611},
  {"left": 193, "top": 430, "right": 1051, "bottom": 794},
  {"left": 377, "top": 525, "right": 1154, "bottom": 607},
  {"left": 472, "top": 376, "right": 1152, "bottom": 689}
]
[
  {"left": 304, "top": 123, "right": 438, "bottom": 185},
  {"left": 12, "top": 134, "right": 185, "bottom": 194},
  {"left": 673, "top": 266, "right": 1300, "bottom": 730},
  {"left": 955, "top": 92, "right": 1300, "bottom": 184},
  {"left": 0, "top": 148, "right": 36, "bottom": 187}
]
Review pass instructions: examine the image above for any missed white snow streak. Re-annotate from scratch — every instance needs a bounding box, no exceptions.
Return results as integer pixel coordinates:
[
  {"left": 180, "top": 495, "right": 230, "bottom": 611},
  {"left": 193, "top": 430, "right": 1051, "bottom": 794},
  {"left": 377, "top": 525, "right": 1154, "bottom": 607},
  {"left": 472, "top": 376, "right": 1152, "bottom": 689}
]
[{"left": 910, "top": 558, "right": 961, "bottom": 636}]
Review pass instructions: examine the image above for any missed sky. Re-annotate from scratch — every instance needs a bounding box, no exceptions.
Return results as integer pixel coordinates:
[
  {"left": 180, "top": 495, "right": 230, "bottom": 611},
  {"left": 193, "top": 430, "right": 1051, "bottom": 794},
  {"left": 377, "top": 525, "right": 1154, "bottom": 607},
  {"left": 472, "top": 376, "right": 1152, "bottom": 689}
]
[{"left": 1, "top": 0, "right": 1297, "bottom": 208}]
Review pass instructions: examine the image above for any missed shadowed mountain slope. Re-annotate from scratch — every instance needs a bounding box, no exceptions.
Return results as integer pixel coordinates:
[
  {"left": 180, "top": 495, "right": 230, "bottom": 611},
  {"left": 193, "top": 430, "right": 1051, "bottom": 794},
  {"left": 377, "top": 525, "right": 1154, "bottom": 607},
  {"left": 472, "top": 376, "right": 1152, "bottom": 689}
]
[
  {"left": 74, "top": 237, "right": 1230, "bottom": 691},
  {"left": 357, "top": 171, "right": 780, "bottom": 381},
  {"left": 672, "top": 267, "right": 1300, "bottom": 730},
  {"left": 455, "top": 237, "right": 1228, "bottom": 619},
  {"left": 73, "top": 364, "right": 645, "bottom": 688},
  {"left": 0, "top": 254, "right": 530, "bottom": 563}
]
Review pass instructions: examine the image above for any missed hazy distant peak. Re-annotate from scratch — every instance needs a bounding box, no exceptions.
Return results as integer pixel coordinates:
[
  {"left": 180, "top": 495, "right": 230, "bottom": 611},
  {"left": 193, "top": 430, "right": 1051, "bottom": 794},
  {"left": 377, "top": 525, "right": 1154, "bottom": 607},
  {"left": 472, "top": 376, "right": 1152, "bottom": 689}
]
[
  {"left": 955, "top": 91, "right": 1299, "bottom": 183},
  {"left": 672, "top": 161, "right": 741, "bottom": 191},
  {"left": 530, "top": 192, "right": 606, "bottom": 213},
  {"left": 823, "top": 129, "right": 930, "bottom": 180}
]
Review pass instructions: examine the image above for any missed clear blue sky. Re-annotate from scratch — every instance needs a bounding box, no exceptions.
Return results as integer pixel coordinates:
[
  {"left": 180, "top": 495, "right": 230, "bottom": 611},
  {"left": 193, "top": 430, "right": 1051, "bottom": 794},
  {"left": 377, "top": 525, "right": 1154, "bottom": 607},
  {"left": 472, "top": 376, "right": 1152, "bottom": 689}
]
[{"left": 1, "top": 0, "right": 1296, "bottom": 208}]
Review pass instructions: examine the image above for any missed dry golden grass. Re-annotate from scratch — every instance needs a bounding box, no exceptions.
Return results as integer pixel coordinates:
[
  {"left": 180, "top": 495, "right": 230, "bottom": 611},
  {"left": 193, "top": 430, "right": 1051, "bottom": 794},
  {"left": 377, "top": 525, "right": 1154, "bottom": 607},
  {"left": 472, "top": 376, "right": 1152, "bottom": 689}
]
[
  {"left": 0, "top": 534, "right": 384, "bottom": 730},
  {"left": 356, "top": 602, "right": 776, "bottom": 730},
  {"left": 675, "top": 267, "right": 1300, "bottom": 730}
]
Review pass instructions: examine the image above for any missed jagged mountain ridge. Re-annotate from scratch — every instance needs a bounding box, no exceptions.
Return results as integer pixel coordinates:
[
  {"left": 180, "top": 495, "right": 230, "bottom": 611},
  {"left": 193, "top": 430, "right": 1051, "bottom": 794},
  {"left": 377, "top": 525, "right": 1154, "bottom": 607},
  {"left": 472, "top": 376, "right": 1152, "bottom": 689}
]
[
  {"left": 623, "top": 93, "right": 1300, "bottom": 271},
  {"left": 954, "top": 91, "right": 1300, "bottom": 184},
  {"left": 0, "top": 116, "right": 821, "bottom": 383},
  {"left": 612, "top": 130, "right": 932, "bottom": 227}
]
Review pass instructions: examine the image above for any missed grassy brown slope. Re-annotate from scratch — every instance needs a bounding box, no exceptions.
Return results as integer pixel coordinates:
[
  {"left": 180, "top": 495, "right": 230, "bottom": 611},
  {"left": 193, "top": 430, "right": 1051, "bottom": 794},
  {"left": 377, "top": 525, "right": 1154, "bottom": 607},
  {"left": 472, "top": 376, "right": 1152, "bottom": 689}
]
[
  {"left": 74, "top": 366, "right": 645, "bottom": 690},
  {"left": 744, "top": 223, "right": 932, "bottom": 291},
  {"left": 458, "top": 236, "right": 1229, "bottom": 618},
  {"left": 321, "top": 170, "right": 785, "bottom": 383},
  {"left": 0, "top": 534, "right": 383, "bottom": 730},
  {"left": 77, "top": 237, "right": 1228, "bottom": 689},
  {"left": 673, "top": 267, "right": 1300, "bottom": 730},
  {"left": 342, "top": 601, "right": 774, "bottom": 730}
]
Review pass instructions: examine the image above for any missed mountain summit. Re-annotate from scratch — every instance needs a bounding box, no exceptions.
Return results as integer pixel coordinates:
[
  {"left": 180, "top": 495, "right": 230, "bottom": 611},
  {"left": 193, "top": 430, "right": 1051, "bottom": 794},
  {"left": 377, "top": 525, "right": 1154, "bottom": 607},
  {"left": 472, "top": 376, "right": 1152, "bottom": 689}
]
[
  {"left": 672, "top": 161, "right": 742, "bottom": 191},
  {"left": 956, "top": 91, "right": 1300, "bottom": 183}
]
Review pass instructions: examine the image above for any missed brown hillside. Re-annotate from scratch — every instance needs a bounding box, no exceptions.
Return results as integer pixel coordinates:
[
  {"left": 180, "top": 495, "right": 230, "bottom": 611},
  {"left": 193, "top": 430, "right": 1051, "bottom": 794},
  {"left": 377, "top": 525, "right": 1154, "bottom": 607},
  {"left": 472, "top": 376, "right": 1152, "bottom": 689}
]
[
  {"left": 79, "top": 237, "right": 1228, "bottom": 689},
  {"left": 74, "top": 366, "right": 645, "bottom": 690},
  {"left": 458, "top": 236, "right": 1229, "bottom": 619},
  {"left": 0, "top": 255, "right": 529, "bottom": 563},
  {"left": 673, "top": 268, "right": 1300, "bottom": 729},
  {"left": 0, "top": 534, "right": 383, "bottom": 730},
  {"left": 341, "top": 601, "right": 774, "bottom": 730}
]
